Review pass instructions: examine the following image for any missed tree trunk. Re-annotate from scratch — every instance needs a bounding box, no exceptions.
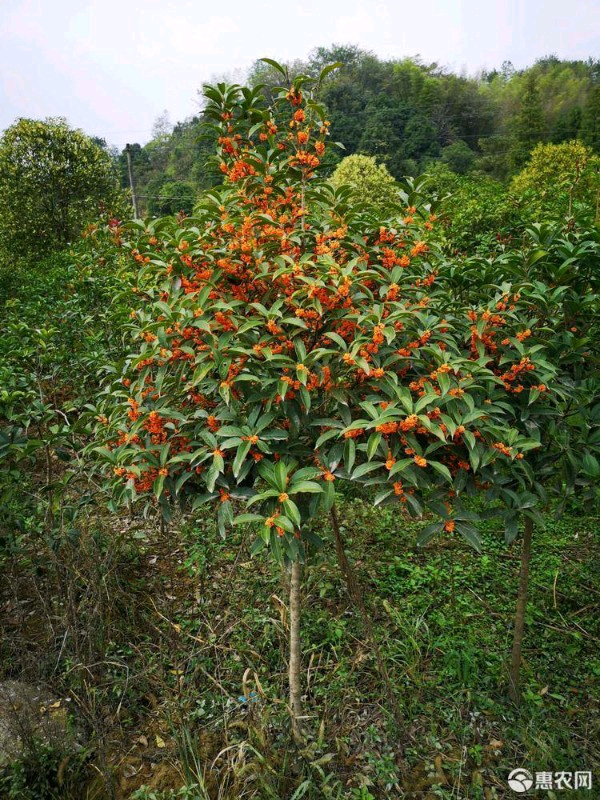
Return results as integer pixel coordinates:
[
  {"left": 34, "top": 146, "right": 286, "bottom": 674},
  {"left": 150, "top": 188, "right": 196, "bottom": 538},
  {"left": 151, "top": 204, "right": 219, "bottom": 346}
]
[
  {"left": 288, "top": 559, "right": 303, "bottom": 740},
  {"left": 330, "top": 505, "right": 403, "bottom": 727},
  {"left": 508, "top": 515, "right": 534, "bottom": 704}
]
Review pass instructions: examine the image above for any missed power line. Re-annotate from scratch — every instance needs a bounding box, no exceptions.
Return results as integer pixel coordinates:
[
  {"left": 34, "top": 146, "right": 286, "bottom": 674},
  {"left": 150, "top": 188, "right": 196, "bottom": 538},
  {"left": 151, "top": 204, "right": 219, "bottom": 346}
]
[
  {"left": 136, "top": 193, "right": 199, "bottom": 201},
  {"left": 99, "top": 104, "right": 581, "bottom": 149},
  {"left": 118, "top": 128, "right": 569, "bottom": 149},
  {"left": 137, "top": 130, "right": 592, "bottom": 169}
]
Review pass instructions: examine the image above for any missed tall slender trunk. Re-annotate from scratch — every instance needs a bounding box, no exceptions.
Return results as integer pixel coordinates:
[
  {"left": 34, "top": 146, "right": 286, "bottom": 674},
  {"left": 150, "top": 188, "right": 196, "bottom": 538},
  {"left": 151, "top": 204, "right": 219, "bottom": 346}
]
[
  {"left": 288, "top": 559, "right": 303, "bottom": 740},
  {"left": 330, "top": 505, "right": 403, "bottom": 727},
  {"left": 508, "top": 515, "right": 534, "bottom": 704}
]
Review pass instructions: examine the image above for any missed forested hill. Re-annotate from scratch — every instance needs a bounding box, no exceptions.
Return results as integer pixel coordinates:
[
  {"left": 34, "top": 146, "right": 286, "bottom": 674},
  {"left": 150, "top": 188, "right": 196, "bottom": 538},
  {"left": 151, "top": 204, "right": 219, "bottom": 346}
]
[{"left": 119, "top": 45, "right": 600, "bottom": 215}]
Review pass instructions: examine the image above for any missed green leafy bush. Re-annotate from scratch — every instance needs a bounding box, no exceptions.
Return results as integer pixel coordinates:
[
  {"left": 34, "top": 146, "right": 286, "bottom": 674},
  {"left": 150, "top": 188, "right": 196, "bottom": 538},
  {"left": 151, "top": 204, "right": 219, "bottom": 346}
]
[
  {"left": 330, "top": 154, "right": 400, "bottom": 209},
  {"left": 510, "top": 140, "right": 600, "bottom": 224},
  {"left": 0, "top": 118, "right": 124, "bottom": 262},
  {"left": 424, "top": 164, "right": 523, "bottom": 253}
]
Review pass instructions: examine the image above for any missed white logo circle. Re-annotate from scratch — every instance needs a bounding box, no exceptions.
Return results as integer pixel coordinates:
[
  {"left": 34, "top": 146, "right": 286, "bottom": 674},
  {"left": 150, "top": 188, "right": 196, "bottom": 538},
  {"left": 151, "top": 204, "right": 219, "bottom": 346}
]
[{"left": 508, "top": 769, "right": 533, "bottom": 793}]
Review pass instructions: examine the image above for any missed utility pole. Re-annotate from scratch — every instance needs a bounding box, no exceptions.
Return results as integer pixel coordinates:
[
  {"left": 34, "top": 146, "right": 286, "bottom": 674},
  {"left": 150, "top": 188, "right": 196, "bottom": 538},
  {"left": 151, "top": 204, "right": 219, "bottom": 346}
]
[{"left": 125, "top": 143, "right": 139, "bottom": 218}]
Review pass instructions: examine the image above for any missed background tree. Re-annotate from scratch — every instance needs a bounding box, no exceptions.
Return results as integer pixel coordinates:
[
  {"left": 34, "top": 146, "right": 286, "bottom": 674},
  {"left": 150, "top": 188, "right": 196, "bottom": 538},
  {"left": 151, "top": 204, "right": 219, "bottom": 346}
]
[
  {"left": 152, "top": 109, "right": 173, "bottom": 140},
  {"left": 330, "top": 154, "right": 399, "bottom": 208},
  {"left": 0, "top": 118, "right": 122, "bottom": 260},
  {"left": 581, "top": 73, "right": 600, "bottom": 153},
  {"left": 509, "top": 73, "right": 546, "bottom": 169},
  {"left": 118, "top": 50, "right": 600, "bottom": 206},
  {"left": 440, "top": 140, "right": 476, "bottom": 175},
  {"left": 357, "top": 101, "right": 405, "bottom": 175},
  {"left": 424, "top": 163, "right": 522, "bottom": 254},
  {"left": 145, "top": 180, "right": 197, "bottom": 216},
  {"left": 510, "top": 140, "right": 600, "bottom": 223}
]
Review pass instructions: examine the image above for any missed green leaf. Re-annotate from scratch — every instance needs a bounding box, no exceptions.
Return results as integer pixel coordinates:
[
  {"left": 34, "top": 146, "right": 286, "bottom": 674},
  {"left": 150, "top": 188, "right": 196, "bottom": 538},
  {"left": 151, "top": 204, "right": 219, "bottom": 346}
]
[
  {"left": 282, "top": 499, "right": 301, "bottom": 528},
  {"left": 322, "top": 479, "right": 335, "bottom": 511},
  {"left": 192, "top": 492, "right": 217, "bottom": 509},
  {"left": 269, "top": 530, "right": 283, "bottom": 562},
  {"left": 300, "top": 386, "right": 311, "bottom": 411},
  {"left": 289, "top": 481, "right": 322, "bottom": 494},
  {"left": 367, "top": 432, "right": 382, "bottom": 460},
  {"left": 526, "top": 249, "right": 547, "bottom": 268},
  {"left": 352, "top": 462, "right": 381, "bottom": 479},
  {"left": 374, "top": 488, "right": 393, "bottom": 505},
  {"left": 260, "top": 58, "right": 288, "bottom": 77},
  {"left": 275, "top": 460, "right": 288, "bottom": 491},
  {"left": 504, "top": 513, "right": 519, "bottom": 544},
  {"left": 318, "top": 62, "right": 343, "bottom": 82},
  {"left": 457, "top": 522, "right": 481, "bottom": 552},
  {"left": 217, "top": 425, "right": 244, "bottom": 437},
  {"left": 415, "top": 393, "right": 439, "bottom": 413},
  {"left": 429, "top": 460, "right": 452, "bottom": 483},
  {"left": 219, "top": 382, "right": 230, "bottom": 405},
  {"left": 463, "top": 430, "right": 476, "bottom": 451},
  {"left": 277, "top": 380, "right": 288, "bottom": 400},
  {"left": 582, "top": 453, "right": 600, "bottom": 478},
  {"left": 292, "top": 466, "right": 321, "bottom": 482},
  {"left": 234, "top": 513, "right": 266, "bottom": 525},
  {"left": 344, "top": 438, "right": 356, "bottom": 473},
  {"left": 247, "top": 488, "right": 279, "bottom": 505},
  {"left": 437, "top": 372, "right": 450, "bottom": 396},
  {"left": 175, "top": 470, "right": 194, "bottom": 494},
  {"left": 388, "top": 458, "right": 412, "bottom": 477},
  {"left": 315, "top": 428, "right": 341, "bottom": 449},
  {"left": 153, "top": 473, "right": 165, "bottom": 499},
  {"left": 233, "top": 441, "right": 251, "bottom": 478},
  {"left": 206, "top": 463, "right": 219, "bottom": 493},
  {"left": 417, "top": 522, "right": 442, "bottom": 547},
  {"left": 322, "top": 331, "right": 347, "bottom": 349},
  {"left": 469, "top": 445, "right": 481, "bottom": 472},
  {"left": 274, "top": 515, "right": 295, "bottom": 533},
  {"left": 249, "top": 536, "right": 266, "bottom": 555},
  {"left": 217, "top": 500, "right": 233, "bottom": 537}
]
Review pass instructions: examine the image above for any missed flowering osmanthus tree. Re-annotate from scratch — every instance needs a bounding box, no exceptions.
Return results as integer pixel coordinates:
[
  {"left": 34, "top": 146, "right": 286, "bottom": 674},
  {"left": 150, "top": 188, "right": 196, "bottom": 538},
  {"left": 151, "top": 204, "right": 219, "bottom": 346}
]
[
  {"left": 473, "top": 228, "right": 600, "bottom": 703},
  {"left": 434, "top": 222, "right": 600, "bottom": 703},
  {"left": 92, "top": 63, "right": 552, "bottom": 729}
]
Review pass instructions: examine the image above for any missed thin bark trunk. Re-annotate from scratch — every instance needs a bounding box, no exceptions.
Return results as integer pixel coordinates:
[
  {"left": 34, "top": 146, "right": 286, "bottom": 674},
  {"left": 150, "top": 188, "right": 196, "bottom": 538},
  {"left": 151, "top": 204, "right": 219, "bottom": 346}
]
[
  {"left": 289, "top": 559, "right": 303, "bottom": 740},
  {"left": 330, "top": 504, "right": 403, "bottom": 727},
  {"left": 508, "top": 515, "right": 534, "bottom": 704}
]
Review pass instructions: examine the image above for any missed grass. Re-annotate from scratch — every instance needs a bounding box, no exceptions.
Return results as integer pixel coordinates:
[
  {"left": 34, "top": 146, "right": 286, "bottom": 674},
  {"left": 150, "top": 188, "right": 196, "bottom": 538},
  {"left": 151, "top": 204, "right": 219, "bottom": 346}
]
[{"left": 3, "top": 494, "right": 595, "bottom": 798}]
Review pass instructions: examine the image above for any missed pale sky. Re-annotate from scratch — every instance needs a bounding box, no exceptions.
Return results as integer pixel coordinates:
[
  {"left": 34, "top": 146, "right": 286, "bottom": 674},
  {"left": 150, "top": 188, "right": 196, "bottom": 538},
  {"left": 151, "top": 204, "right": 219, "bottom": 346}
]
[{"left": 1, "top": 0, "right": 599, "bottom": 149}]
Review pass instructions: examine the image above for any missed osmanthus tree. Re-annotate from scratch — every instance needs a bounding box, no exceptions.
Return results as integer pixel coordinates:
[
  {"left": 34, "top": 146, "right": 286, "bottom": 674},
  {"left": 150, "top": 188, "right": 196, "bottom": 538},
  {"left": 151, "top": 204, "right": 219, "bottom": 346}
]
[
  {"left": 436, "top": 222, "right": 600, "bottom": 702},
  {"left": 92, "top": 62, "right": 552, "bottom": 735}
]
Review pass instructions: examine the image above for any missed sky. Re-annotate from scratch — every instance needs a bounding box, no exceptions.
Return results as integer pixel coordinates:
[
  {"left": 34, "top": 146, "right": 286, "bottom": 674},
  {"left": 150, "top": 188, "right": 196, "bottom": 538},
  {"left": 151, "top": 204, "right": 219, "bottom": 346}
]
[{"left": 1, "top": 0, "right": 599, "bottom": 150}]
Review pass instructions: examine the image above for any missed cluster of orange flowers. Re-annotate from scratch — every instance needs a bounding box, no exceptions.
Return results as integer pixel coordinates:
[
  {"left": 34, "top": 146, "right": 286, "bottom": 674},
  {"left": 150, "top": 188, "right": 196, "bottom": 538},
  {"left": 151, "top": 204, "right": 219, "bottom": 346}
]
[{"left": 501, "top": 356, "right": 536, "bottom": 393}]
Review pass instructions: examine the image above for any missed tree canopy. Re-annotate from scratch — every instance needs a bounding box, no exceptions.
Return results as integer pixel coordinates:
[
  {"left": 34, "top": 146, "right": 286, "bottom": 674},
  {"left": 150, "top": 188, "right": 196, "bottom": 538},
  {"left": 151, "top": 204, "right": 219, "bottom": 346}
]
[
  {"left": 0, "top": 117, "right": 122, "bottom": 259},
  {"left": 330, "top": 154, "right": 399, "bottom": 208}
]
